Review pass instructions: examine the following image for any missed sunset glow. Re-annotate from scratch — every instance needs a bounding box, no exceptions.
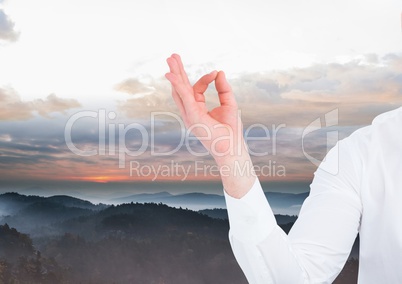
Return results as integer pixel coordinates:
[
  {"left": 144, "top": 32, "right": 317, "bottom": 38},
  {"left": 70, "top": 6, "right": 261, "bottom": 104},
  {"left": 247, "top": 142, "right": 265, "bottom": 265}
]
[{"left": 0, "top": 0, "right": 401, "bottom": 195}]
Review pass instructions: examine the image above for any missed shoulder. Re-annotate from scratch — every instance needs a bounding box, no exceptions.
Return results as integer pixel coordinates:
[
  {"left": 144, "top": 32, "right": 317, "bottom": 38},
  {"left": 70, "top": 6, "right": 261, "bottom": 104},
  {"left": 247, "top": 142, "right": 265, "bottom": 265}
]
[
  {"left": 346, "top": 106, "right": 402, "bottom": 152},
  {"left": 316, "top": 106, "right": 402, "bottom": 192},
  {"left": 340, "top": 106, "right": 402, "bottom": 148},
  {"left": 371, "top": 106, "right": 402, "bottom": 126}
]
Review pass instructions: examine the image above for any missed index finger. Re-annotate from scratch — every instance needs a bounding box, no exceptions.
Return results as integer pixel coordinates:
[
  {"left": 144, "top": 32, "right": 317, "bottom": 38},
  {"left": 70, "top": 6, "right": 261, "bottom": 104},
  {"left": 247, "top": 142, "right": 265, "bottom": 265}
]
[{"left": 215, "top": 71, "right": 237, "bottom": 107}]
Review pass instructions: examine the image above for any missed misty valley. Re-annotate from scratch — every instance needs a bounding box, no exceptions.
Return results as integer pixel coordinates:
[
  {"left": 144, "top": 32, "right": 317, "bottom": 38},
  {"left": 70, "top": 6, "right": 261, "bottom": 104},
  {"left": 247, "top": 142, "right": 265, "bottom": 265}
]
[{"left": 0, "top": 192, "right": 358, "bottom": 283}]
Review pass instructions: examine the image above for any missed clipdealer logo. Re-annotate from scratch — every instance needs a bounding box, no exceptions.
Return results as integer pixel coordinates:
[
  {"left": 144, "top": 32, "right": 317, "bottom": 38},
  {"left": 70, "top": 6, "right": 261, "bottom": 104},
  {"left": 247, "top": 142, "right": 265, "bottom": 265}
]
[
  {"left": 301, "top": 109, "right": 339, "bottom": 175},
  {"left": 64, "top": 110, "right": 285, "bottom": 167},
  {"left": 64, "top": 109, "right": 339, "bottom": 178}
]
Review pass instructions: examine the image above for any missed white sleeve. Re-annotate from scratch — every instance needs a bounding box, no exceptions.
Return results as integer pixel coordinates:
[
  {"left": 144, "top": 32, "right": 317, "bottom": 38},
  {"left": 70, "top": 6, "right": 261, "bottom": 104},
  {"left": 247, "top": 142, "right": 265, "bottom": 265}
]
[{"left": 224, "top": 138, "right": 362, "bottom": 284}]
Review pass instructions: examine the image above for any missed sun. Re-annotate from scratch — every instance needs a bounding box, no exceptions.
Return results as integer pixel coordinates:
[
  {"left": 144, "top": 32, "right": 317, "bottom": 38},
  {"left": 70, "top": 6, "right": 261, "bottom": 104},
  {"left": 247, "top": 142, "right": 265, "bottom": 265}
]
[{"left": 67, "top": 176, "right": 118, "bottom": 183}]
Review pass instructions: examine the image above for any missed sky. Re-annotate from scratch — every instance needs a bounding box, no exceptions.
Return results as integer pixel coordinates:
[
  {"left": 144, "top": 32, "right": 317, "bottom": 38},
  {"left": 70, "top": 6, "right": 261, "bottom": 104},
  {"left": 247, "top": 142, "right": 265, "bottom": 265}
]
[{"left": 0, "top": 0, "right": 401, "bottom": 198}]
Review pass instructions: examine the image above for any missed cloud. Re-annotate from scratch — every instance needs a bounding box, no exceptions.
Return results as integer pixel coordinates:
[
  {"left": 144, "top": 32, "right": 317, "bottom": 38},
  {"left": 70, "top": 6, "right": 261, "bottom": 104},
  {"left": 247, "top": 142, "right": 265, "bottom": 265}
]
[
  {"left": 0, "top": 88, "right": 81, "bottom": 120},
  {"left": 0, "top": 88, "right": 33, "bottom": 120},
  {"left": 33, "top": 94, "right": 81, "bottom": 117},
  {"left": 114, "top": 77, "right": 179, "bottom": 118},
  {"left": 114, "top": 78, "right": 155, "bottom": 96},
  {"left": 228, "top": 53, "right": 402, "bottom": 127},
  {"left": 3, "top": 53, "right": 399, "bottom": 184},
  {"left": 0, "top": 115, "right": 118, "bottom": 182},
  {"left": 116, "top": 53, "right": 402, "bottom": 128},
  {"left": 105, "top": 53, "right": 402, "bottom": 182},
  {"left": 0, "top": 8, "right": 19, "bottom": 42}
]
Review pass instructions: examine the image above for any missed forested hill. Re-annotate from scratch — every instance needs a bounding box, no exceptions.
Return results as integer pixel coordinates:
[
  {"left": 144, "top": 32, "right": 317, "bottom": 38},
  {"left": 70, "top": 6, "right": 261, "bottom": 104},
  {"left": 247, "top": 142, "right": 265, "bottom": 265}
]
[
  {"left": 0, "top": 192, "right": 107, "bottom": 215},
  {"left": 0, "top": 192, "right": 358, "bottom": 283},
  {"left": 0, "top": 193, "right": 246, "bottom": 283}
]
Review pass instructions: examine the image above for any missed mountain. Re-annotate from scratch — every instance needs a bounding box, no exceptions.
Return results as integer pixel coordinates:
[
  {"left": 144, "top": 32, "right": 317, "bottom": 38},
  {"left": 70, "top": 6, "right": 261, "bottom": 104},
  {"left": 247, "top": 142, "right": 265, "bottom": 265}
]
[
  {"left": 0, "top": 192, "right": 44, "bottom": 216},
  {"left": 199, "top": 208, "right": 229, "bottom": 220},
  {"left": 55, "top": 202, "right": 230, "bottom": 241},
  {"left": 1, "top": 190, "right": 309, "bottom": 216},
  {"left": 199, "top": 209, "right": 298, "bottom": 225},
  {"left": 265, "top": 192, "right": 309, "bottom": 215},
  {"left": 46, "top": 195, "right": 106, "bottom": 210},
  {"left": 0, "top": 192, "right": 107, "bottom": 215},
  {"left": 111, "top": 191, "right": 226, "bottom": 211},
  {"left": 1, "top": 201, "right": 95, "bottom": 236},
  {"left": 0, "top": 200, "right": 248, "bottom": 283},
  {"left": 0, "top": 192, "right": 358, "bottom": 283},
  {"left": 111, "top": 191, "right": 173, "bottom": 203},
  {"left": 110, "top": 191, "right": 309, "bottom": 214},
  {"left": 0, "top": 192, "right": 109, "bottom": 236}
]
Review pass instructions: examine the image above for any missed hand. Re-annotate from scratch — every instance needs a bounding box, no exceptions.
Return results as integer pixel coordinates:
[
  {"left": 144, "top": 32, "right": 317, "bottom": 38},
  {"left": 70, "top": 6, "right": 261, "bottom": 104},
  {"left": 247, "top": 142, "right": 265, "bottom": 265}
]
[
  {"left": 165, "top": 54, "right": 256, "bottom": 198},
  {"left": 165, "top": 54, "right": 243, "bottom": 161}
]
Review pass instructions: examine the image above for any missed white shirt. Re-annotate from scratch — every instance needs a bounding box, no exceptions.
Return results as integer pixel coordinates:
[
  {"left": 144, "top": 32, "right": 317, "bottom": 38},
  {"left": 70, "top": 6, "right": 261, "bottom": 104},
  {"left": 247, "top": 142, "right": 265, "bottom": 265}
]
[{"left": 224, "top": 107, "right": 402, "bottom": 284}]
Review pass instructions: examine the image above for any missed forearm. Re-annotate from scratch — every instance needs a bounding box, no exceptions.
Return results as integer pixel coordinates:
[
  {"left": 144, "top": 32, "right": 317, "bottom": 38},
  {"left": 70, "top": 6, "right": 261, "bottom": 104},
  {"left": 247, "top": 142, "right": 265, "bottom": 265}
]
[
  {"left": 214, "top": 142, "right": 256, "bottom": 199},
  {"left": 223, "top": 176, "right": 306, "bottom": 284}
]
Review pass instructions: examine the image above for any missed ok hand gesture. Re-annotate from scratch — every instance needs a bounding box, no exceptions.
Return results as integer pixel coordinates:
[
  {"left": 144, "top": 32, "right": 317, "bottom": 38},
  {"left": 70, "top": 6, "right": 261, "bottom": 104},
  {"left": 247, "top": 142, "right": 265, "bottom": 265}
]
[
  {"left": 165, "top": 54, "right": 255, "bottom": 198},
  {"left": 165, "top": 54, "right": 242, "bottom": 160}
]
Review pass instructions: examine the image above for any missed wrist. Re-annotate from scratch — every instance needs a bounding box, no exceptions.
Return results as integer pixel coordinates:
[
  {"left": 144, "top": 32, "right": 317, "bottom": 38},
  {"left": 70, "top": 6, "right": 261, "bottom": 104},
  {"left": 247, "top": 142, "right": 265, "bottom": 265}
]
[{"left": 213, "top": 147, "right": 257, "bottom": 199}]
